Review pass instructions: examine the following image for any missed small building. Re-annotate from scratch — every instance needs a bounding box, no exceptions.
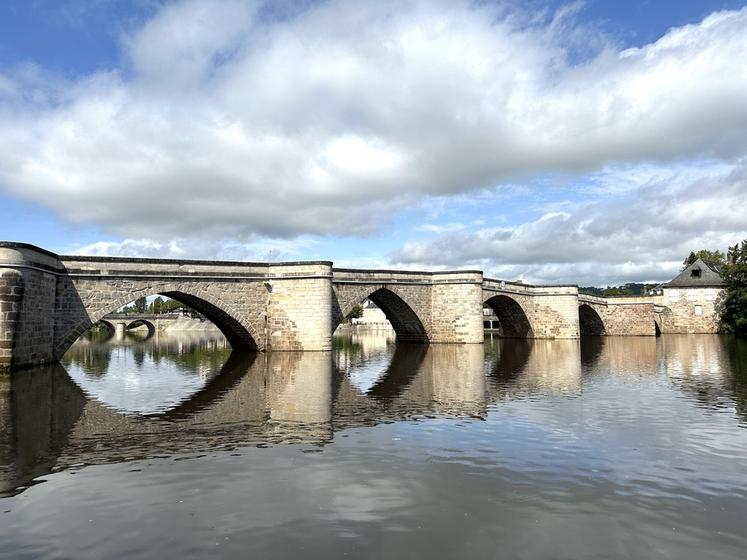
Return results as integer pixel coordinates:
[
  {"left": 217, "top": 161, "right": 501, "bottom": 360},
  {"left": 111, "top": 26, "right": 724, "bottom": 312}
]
[
  {"left": 658, "top": 258, "right": 726, "bottom": 333},
  {"left": 351, "top": 300, "right": 393, "bottom": 330}
]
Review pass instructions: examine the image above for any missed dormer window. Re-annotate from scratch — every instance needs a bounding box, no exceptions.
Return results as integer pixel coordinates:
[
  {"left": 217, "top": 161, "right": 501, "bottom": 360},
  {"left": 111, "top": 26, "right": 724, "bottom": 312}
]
[{"left": 691, "top": 268, "right": 701, "bottom": 278}]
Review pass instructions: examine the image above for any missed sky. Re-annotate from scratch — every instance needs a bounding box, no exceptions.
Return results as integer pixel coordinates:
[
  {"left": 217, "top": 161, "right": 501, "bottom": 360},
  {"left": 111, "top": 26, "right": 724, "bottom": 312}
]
[{"left": 1, "top": 0, "right": 746, "bottom": 286}]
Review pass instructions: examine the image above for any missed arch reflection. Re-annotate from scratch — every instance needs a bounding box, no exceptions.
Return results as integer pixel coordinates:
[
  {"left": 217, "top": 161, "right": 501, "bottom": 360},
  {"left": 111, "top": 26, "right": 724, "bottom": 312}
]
[
  {"left": 486, "top": 338, "right": 581, "bottom": 398},
  {"left": 5, "top": 332, "right": 746, "bottom": 499},
  {"left": 2, "top": 333, "right": 494, "bottom": 496}
]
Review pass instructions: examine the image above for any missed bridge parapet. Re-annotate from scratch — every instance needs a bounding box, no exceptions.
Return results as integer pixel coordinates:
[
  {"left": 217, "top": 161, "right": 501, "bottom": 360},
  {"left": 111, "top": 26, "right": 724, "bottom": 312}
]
[
  {"left": 484, "top": 278, "right": 577, "bottom": 296},
  {"left": 332, "top": 268, "right": 482, "bottom": 285}
]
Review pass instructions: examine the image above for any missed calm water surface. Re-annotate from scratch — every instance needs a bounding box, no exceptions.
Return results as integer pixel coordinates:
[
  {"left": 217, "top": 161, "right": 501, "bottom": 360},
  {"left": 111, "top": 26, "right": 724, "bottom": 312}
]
[{"left": 1, "top": 331, "right": 747, "bottom": 559}]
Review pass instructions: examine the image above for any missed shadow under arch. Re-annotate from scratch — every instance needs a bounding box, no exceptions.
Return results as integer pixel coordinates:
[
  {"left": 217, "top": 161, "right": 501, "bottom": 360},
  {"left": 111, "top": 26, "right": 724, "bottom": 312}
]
[
  {"left": 484, "top": 295, "right": 533, "bottom": 338},
  {"left": 97, "top": 320, "right": 116, "bottom": 339},
  {"left": 337, "top": 287, "right": 429, "bottom": 343},
  {"left": 158, "top": 351, "right": 258, "bottom": 420},
  {"left": 331, "top": 339, "right": 428, "bottom": 408},
  {"left": 1, "top": 362, "right": 89, "bottom": 497},
  {"left": 56, "top": 287, "right": 260, "bottom": 359},
  {"left": 366, "top": 344, "right": 429, "bottom": 399},
  {"left": 125, "top": 319, "right": 156, "bottom": 339},
  {"left": 579, "top": 303, "right": 606, "bottom": 336},
  {"left": 487, "top": 338, "right": 532, "bottom": 381},
  {"left": 580, "top": 335, "right": 606, "bottom": 369}
]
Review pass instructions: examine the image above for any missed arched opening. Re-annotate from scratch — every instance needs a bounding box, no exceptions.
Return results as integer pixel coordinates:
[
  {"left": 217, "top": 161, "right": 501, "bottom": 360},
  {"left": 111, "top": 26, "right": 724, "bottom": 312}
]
[
  {"left": 335, "top": 288, "right": 428, "bottom": 344},
  {"left": 92, "top": 320, "right": 116, "bottom": 340},
  {"left": 579, "top": 304, "right": 606, "bottom": 336},
  {"left": 483, "top": 295, "right": 533, "bottom": 338},
  {"left": 161, "top": 291, "right": 258, "bottom": 350},
  {"left": 126, "top": 319, "right": 156, "bottom": 339},
  {"left": 57, "top": 290, "right": 259, "bottom": 360}
]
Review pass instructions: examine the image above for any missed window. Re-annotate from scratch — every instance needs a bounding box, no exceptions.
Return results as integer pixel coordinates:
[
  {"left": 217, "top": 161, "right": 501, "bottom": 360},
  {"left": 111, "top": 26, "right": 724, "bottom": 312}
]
[
  {"left": 687, "top": 289, "right": 699, "bottom": 302},
  {"left": 694, "top": 305, "right": 703, "bottom": 316},
  {"left": 705, "top": 288, "right": 717, "bottom": 301},
  {"left": 691, "top": 268, "right": 702, "bottom": 278},
  {"left": 668, "top": 289, "right": 679, "bottom": 303}
]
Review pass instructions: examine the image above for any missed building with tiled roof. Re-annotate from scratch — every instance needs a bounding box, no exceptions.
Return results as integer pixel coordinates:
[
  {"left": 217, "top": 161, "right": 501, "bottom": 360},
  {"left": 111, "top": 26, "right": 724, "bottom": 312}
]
[
  {"left": 656, "top": 258, "right": 725, "bottom": 333},
  {"left": 663, "top": 258, "right": 726, "bottom": 288}
]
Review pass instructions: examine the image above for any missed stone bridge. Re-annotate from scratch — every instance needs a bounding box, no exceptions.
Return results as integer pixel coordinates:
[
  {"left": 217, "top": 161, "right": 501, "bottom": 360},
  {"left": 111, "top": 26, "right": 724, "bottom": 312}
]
[
  {"left": 1, "top": 242, "right": 659, "bottom": 370},
  {"left": 99, "top": 313, "right": 187, "bottom": 338}
]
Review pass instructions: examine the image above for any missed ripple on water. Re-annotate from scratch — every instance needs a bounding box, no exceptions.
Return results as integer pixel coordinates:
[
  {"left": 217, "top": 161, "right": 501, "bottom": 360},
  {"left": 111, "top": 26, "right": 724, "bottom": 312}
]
[{"left": 0, "top": 333, "right": 746, "bottom": 559}]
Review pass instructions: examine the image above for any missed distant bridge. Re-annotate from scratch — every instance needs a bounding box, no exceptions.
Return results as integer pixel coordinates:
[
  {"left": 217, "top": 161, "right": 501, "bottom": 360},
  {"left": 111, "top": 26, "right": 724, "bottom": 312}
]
[
  {"left": 98, "top": 313, "right": 194, "bottom": 338},
  {"left": 1, "top": 242, "right": 657, "bottom": 370}
]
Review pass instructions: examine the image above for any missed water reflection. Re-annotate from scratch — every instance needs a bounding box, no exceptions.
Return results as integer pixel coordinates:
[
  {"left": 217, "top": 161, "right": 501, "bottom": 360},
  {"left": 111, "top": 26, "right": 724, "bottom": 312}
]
[{"left": 2, "top": 332, "right": 747, "bottom": 501}]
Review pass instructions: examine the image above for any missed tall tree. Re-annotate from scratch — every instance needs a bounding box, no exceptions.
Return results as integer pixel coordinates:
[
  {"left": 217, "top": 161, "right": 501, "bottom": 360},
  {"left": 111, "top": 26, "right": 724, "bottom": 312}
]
[
  {"left": 134, "top": 296, "right": 147, "bottom": 313},
  {"left": 717, "top": 240, "right": 747, "bottom": 336},
  {"left": 682, "top": 249, "right": 725, "bottom": 268},
  {"left": 343, "top": 304, "right": 364, "bottom": 323}
]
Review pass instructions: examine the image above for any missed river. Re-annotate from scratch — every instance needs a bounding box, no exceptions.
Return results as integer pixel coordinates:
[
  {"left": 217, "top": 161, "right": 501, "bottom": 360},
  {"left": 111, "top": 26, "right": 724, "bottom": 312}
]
[{"left": 1, "top": 331, "right": 746, "bottom": 559}]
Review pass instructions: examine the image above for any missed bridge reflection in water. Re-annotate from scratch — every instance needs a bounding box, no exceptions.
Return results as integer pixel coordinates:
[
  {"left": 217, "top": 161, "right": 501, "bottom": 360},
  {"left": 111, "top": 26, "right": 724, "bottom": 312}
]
[{"left": 2, "top": 333, "right": 747, "bottom": 497}]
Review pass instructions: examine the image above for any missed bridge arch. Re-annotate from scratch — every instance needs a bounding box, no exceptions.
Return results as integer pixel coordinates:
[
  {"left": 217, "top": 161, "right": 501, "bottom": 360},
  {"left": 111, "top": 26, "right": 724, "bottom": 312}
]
[
  {"left": 125, "top": 319, "right": 157, "bottom": 338},
  {"left": 97, "top": 320, "right": 116, "bottom": 338},
  {"left": 579, "top": 303, "right": 606, "bottom": 336},
  {"left": 483, "top": 294, "right": 533, "bottom": 338},
  {"left": 55, "top": 284, "right": 262, "bottom": 358},
  {"left": 333, "top": 285, "right": 429, "bottom": 343}
]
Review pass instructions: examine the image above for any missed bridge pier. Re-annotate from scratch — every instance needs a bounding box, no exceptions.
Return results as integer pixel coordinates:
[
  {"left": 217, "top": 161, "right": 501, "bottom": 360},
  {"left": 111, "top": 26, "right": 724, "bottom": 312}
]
[
  {"left": 0, "top": 244, "right": 60, "bottom": 370},
  {"left": 114, "top": 321, "right": 126, "bottom": 340}
]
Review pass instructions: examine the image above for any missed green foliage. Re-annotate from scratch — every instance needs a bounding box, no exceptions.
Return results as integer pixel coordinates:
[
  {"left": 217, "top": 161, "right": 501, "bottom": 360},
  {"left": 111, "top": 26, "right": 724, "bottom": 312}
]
[
  {"left": 682, "top": 249, "right": 725, "bottom": 269},
  {"left": 580, "top": 283, "right": 647, "bottom": 297},
  {"left": 343, "top": 304, "right": 364, "bottom": 323},
  {"left": 119, "top": 296, "right": 185, "bottom": 315},
  {"left": 602, "top": 286, "right": 634, "bottom": 297},
  {"left": 718, "top": 240, "right": 747, "bottom": 336}
]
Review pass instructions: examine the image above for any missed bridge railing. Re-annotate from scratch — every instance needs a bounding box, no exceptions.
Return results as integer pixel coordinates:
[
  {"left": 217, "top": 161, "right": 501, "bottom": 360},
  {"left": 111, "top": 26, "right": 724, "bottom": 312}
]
[{"left": 483, "top": 278, "right": 578, "bottom": 296}]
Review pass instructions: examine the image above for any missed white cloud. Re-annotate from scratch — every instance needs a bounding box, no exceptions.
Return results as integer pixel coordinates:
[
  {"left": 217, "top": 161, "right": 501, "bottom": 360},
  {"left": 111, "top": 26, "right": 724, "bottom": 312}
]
[
  {"left": 0, "top": 0, "right": 745, "bottom": 247},
  {"left": 415, "top": 222, "right": 466, "bottom": 234},
  {"left": 67, "top": 235, "right": 319, "bottom": 262},
  {"left": 390, "top": 160, "right": 747, "bottom": 285}
]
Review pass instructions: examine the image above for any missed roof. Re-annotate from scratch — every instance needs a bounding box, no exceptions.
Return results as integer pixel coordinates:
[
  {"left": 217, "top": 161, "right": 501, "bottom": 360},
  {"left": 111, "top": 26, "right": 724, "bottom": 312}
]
[{"left": 663, "top": 258, "right": 726, "bottom": 288}]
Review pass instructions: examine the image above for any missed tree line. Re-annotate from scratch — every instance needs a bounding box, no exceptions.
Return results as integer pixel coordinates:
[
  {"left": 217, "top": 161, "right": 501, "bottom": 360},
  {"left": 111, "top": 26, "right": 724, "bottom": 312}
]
[{"left": 118, "top": 296, "right": 185, "bottom": 315}]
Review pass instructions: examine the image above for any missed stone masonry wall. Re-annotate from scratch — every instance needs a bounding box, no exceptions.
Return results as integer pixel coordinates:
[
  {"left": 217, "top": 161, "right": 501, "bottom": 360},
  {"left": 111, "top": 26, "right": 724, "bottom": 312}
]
[
  {"left": 602, "top": 303, "right": 656, "bottom": 336},
  {"left": 0, "top": 269, "right": 23, "bottom": 369},
  {"left": 658, "top": 287, "right": 723, "bottom": 334},
  {"left": 266, "top": 263, "right": 333, "bottom": 351},
  {"left": 429, "top": 273, "right": 484, "bottom": 344},
  {"left": 525, "top": 294, "right": 580, "bottom": 339},
  {"left": 1, "top": 245, "right": 61, "bottom": 369}
]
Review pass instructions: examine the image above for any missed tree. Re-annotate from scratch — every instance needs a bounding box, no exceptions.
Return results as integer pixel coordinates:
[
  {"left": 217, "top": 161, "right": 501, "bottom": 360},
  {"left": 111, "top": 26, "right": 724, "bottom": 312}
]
[
  {"left": 152, "top": 296, "right": 164, "bottom": 314},
  {"left": 343, "top": 304, "right": 364, "bottom": 323},
  {"left": 717, "top": 240, "right": 747, "bottom": 336},
  {"left": 682, "top": 249, "right": 725, "bottom": 269},
  {"left": 134, "top": 296, "right": 147, "bottom": 313},
  {"left": 603, "top": 286, "right": 634, "bottom": 297}
]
